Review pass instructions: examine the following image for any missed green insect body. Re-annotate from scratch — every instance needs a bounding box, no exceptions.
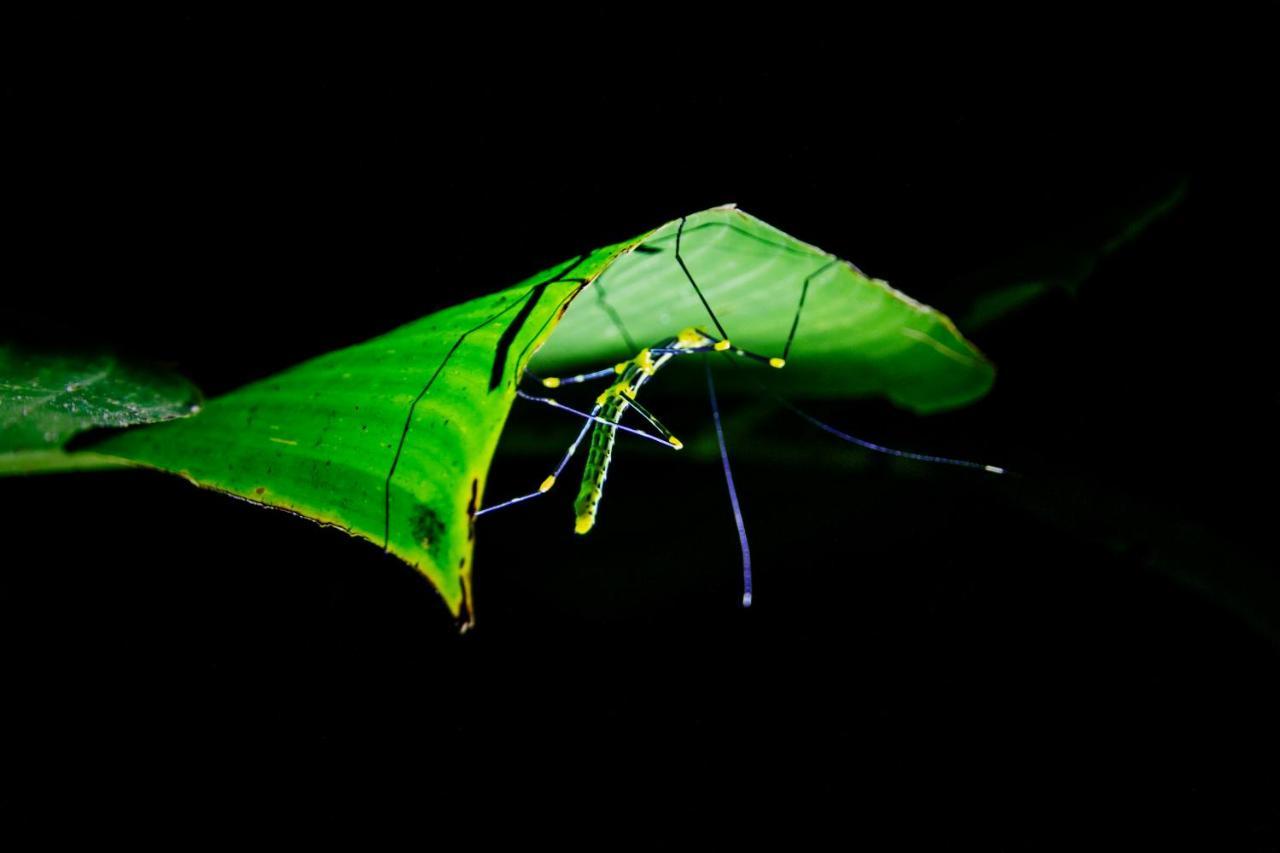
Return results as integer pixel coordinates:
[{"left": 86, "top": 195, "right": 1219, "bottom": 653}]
[
  {"left": 569, "top": 328, "right": 720, "bottom": 533},
  {"left": 572, "top": 390, "right": 625, "bottom": 533}
]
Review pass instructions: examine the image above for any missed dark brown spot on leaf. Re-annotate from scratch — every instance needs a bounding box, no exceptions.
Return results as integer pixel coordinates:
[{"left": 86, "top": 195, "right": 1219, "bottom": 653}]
[
  {"left": 466, "top": 479, "right": 478, "bottom": 541},
  {"left": 457, "top": 580, "right": 473, "bottom": 630},
  {"left": 410, "top": 503, "right": 446, "bottom": 560}
]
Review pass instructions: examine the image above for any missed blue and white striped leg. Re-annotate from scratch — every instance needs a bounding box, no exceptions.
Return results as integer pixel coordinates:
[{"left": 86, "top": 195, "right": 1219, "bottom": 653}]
[
  {"left": 473, "top": 406, "right": 599, "bottom": 518},
  {"left": 515, "top": 389, "right": 675, "bottom": 449}
]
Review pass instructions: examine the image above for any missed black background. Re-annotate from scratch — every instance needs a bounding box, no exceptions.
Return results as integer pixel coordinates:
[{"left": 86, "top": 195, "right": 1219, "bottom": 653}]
[{"left": 3, "top": 11, "right": 1279, "bottom": 843}]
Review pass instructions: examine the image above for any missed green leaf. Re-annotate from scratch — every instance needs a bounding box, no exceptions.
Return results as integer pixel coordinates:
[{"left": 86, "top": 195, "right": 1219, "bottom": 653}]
[
  {"left": 5, "top": 207, "right": 995, "bottom": 622},
  {"left": 80, "top": 240, "right": 636, "bottom": 625},
  {"left": 534, "top": 207, "right": 993, "bottom": 413},
  {"left": 0, "top": 345, "right": 201, "bottom": 475}
]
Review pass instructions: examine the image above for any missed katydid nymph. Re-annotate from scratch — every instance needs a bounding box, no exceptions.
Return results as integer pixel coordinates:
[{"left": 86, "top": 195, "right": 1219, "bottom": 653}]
[
  {"left": 475, "top": 216, "right": 1005, "bottom": 608},
  {"left": 12, "top": 206, "right": 1002, "bottom": 627}
]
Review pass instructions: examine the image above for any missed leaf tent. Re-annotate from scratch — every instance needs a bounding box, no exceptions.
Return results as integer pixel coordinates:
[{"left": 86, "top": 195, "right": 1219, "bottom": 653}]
[{"left": 1, "top": 207, "right": 994, "bottom": 625}]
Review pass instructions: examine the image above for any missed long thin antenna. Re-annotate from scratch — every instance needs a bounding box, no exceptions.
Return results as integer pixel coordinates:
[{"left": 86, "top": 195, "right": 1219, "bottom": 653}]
[
  {"left": 721, "top": 356, "right": 1005, "bottom": 475},
  {"left": 515, "top": 390, "right": 674, "bottom": 448},
  {"left": 777, "top": 396, "right": 1005, "bottom": 474},
  {"left": 705, "top": 356, "right": 753, "bottom": 608}
]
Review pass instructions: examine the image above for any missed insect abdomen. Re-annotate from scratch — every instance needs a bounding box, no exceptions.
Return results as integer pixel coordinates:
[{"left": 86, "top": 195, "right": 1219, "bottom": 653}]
[{"left": 572, "top": 398, "right": 624, "bottom": 534}]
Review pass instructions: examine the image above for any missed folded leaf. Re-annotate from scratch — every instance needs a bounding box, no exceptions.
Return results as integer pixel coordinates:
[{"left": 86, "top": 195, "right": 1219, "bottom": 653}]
[
  {"left": 534, "top": 207, "right": 993, "bottom": 412},
  {"left": 87, "top": 240, "right": 638, "bottom": 625},
  {"left": 7, "top": 207, "right": 996, "bottom": 623}
]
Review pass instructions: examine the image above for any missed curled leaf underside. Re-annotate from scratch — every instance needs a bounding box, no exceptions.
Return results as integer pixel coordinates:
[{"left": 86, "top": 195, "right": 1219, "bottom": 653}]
[{"left": 1, "top": 208, "right": 994, "bottom": 621}]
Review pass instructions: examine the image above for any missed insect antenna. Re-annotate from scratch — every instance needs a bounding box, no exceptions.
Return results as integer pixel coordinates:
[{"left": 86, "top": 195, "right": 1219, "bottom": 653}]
[
  {"left": 618, "top": 389, "right": 683, "bottom": 448},
  {"left": 778, "top": 397, "right": 1006, "bottom": 474},
  {"left": 514, "top": 389, "right": 674, "bottom": 448},
  {"left": 705, "top": 355, "right": 753, "bottom": 608},
  {"left": 724, "top": 357, "right": 1005, "bottom": 475}
]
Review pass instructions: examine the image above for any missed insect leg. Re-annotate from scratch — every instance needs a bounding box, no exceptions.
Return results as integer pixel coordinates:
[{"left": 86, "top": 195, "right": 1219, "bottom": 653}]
[
  {"left": 515, "top": 389, "right": 674, "bottom": 448},
  {"left": 781, "top": 259, "right": 841, "bottom": 363},
  {"left": 593, "top": 276, "right": 639, "bottom": 353},
  {"left": 648, "top": 345, "right": 717, "bottom": 357},
  {"left": 724, "top": 343, "right": 786, "bottom": 370},
  {"left": 675, "top": 225, "right": 841, "bottom": 366},
  {"left": 704, "top": 355, "right": 753, "bottom": 608},
  {"left": 533, "top": 365, "right": 619, "bottom": 389},
  {"left": 617, "top": 389, "right": 684, "bottom": 449},
  {"left": 651, "top": 338, "right": 786, "bottom": 370},
  {"left": 473, "top": 406, "right": 599, "bottom": 518},
  {"left": 675, "top": 216, "right": 731, "bottom": 341}
]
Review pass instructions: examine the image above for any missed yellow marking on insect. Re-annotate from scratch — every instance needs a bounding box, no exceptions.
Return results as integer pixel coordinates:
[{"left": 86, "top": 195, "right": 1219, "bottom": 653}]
[
  {"left": 574, "top": 513, "right": 595, "bottom": 534},
  {"left": 769, "top": 357, "right": 786, "bottom": 368},
  {"left": 539, "top": 475, "right": 556, "bottom": 492},
  {"left": 269, "top": 437, "right": 298, "bottom": 446},
  {"left": 677, "top": 328, "right": 705, "bottom": 345},
  {"left": 637, "top": 348, "right": 655, "bottom": 375},
  {"left": 713, "top": 339, "right": 731, "bottom": 351},
  {"left": 542, "top": 376, "right": 561, "bottom": 388},
  {"left": 614, "top": 363, "right": 626, "bottom": 373},
  {"left": 668, "top": 436, "right": 683, "bottom": 449}
]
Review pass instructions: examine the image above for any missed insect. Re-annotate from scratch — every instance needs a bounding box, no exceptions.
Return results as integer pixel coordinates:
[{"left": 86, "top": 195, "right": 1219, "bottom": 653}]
[
  {"left": 474, "top": 215, "right": 1004, "bottom": 607},
  {"left": 0, "top": 207, "right": 1002, "bottom": 626}
]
